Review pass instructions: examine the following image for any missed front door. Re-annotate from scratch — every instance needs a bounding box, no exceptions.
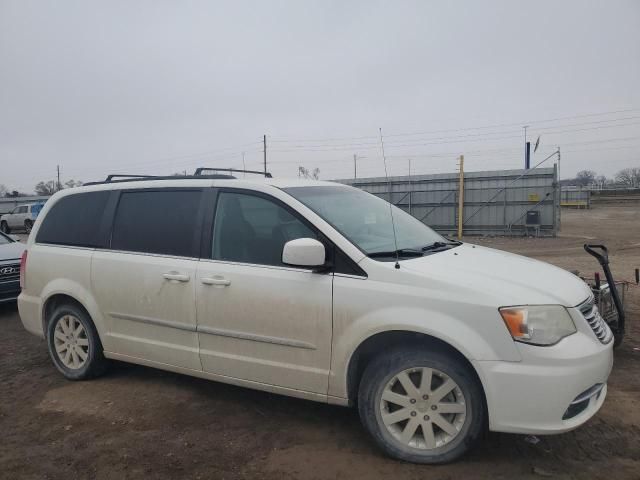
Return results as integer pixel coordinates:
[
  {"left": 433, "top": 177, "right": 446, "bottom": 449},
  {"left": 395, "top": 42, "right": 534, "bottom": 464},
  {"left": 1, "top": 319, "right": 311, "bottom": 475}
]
[{"left": 196, "top": 190, "right": 333, "bottom": 394}]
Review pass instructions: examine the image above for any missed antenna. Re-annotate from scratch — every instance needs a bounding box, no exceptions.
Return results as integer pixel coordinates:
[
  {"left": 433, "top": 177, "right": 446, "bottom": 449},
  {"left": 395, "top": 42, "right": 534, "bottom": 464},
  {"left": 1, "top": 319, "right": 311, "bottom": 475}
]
[{"left": 379, "top": 127, "right": 401, "bottom": 270}]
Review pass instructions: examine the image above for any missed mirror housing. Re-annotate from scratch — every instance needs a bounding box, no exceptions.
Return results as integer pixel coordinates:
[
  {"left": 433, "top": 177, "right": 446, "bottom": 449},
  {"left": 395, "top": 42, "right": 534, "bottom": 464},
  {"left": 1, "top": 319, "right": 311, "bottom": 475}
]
[{"left": 282, "top": 238, "right": 326, "bottom": 268}]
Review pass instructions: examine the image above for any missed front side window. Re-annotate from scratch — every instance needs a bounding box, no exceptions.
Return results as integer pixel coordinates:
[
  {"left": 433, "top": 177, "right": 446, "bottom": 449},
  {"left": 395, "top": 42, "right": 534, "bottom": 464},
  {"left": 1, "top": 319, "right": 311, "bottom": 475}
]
[
  {"left": 17, "top": 206, "right": 28, "bottom": 214},
  {"left": 36, "top": 191, "right": 110, "bottom": 247},
  {"left": 212, "top": 191, "right": 317, "bottom": 267},
  {"left": 285, "top": 186, "right": 448, "bottom": 259},
  {"left": 111, "top": 190, "right": 201, "bottom": 257}
]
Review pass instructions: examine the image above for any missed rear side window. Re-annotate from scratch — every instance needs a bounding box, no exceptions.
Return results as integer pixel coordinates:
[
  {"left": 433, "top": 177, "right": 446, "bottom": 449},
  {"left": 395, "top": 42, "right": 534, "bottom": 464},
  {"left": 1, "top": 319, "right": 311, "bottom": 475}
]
[
  {"left": 36, "top": 191, "right": 110, "bottom": 247},
  {"left": 111, "top": 190, "right": 201, "bottom": 257}
]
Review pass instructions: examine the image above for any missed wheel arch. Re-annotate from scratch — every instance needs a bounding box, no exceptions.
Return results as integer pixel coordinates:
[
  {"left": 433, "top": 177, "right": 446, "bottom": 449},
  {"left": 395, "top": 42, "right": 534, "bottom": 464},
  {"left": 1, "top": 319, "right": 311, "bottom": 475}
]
[
  {"left": 40, "top": 285, "right": 107, "bottom": 343},
  {"left": 345, "top": 330, "right": 488, "bottom": 412}
]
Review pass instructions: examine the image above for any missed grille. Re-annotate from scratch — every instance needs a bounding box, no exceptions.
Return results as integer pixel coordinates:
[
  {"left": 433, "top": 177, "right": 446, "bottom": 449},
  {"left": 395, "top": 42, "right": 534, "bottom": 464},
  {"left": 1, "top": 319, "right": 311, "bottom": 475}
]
[
  {"left": 578, "top": 296, "right": 613, "bottom": 344},
  {"left": 0, "top": 263, "right": 20, "bottom": 281}
]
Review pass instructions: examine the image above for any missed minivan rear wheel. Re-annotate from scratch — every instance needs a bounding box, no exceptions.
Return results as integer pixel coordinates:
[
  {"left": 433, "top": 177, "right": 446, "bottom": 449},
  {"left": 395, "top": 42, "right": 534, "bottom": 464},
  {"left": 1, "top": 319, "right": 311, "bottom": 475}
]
[
  {"left": 46, "top": 304, "right": 108, "bottom": 380},
  {"left": 358, "top": 347, "right": 485, "bottom": 464},
  {"left": 24, "top": 219, "right": 33, "bottom": 233}
]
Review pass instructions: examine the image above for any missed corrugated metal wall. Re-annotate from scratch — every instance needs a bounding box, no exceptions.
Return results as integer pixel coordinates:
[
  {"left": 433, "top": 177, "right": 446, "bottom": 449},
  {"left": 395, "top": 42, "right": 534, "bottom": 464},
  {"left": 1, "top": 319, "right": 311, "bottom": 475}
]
[
  {"left": 561, "top": 187, "right": 591, "bottom": 208},
  {"left": 336, "top": 167, "right": 559, "bottom": 236}
]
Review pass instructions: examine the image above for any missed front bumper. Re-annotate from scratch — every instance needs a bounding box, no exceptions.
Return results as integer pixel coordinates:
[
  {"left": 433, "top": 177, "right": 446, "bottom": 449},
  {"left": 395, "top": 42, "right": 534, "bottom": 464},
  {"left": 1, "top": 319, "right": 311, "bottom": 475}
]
[
  {"left": 473, "top": 330, "right": 613, "bottom": 435},
  {"left": 0, "top": 278, "right": 20, "bottom": 303}
]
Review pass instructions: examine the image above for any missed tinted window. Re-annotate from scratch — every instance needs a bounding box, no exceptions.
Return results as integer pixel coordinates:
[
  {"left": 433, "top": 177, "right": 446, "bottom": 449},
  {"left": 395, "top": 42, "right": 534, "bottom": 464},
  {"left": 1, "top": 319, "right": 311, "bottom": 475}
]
[
  {"left": 17, "top": 206, "right": 27, "bottom": 213},
  {"left": 36, "top": 191, "right": 110, "bottom": 247},
  {"left": 111, "top": 190, "right": 201, "bottom": 257},
  {"left": 212, "top": 192, "right": 317, "bottom": 266}
]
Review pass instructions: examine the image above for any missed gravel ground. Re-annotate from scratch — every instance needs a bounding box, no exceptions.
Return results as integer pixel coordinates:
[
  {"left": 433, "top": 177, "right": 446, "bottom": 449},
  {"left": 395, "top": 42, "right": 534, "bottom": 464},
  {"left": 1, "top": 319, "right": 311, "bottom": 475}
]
[{"left": 1, "top": 204, "right": 639, "bottom": 480}]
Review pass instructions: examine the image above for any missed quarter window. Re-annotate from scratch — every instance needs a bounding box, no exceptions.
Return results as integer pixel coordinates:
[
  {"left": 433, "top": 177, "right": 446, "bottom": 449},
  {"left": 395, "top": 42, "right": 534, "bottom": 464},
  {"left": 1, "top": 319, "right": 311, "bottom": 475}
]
[
  {"left": 111, "top": 190, "right": 201, "bottom": 257},
  {"left": 36, "top": 192, "right": 110, "bottom": 247},
  {"left": 212, "top": 192, "right": 317, "bottom": 267}
]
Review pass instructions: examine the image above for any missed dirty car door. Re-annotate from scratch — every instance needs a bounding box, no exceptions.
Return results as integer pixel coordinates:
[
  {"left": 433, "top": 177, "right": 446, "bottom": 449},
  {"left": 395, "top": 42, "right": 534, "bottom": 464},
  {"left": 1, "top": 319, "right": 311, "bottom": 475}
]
[
  {"left": 195, "top": 189, "right": 333, "bottom": 394},
  {"left": 92, "top": 189, "right": 205, "bottom": 370}
]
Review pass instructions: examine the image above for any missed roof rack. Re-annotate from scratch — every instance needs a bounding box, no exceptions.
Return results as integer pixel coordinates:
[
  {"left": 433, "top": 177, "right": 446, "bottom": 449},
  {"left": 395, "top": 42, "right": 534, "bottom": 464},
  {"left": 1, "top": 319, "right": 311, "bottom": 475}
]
[
  {"left": 194, "top": 167, "right": 272, "bottom": 178},
  {"left": 84, "top": 173, "right": 235, "bottom": 186},
  {"left": 83, "top": 167, "right": 272, "bottom": 186},
  {"left": 105, "top": 174, "right": 157, "bottom": 182}
]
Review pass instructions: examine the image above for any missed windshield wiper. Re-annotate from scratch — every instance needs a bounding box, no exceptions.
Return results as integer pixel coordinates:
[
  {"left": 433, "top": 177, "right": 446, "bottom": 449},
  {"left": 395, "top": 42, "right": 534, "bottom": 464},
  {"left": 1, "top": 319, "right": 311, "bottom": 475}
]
[
  {"left": 368, "top": 248, "right": 424, "bottom": 259},
  {"left": 421, "top": 241, "right": 461, "bottom": 252}
]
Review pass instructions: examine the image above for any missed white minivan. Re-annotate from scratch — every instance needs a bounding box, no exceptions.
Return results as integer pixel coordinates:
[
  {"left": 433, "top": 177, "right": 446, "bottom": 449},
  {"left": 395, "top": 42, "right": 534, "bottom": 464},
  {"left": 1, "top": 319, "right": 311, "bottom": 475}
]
[{"left": 18, "top": 172, "right": 613, "bottom": 464}]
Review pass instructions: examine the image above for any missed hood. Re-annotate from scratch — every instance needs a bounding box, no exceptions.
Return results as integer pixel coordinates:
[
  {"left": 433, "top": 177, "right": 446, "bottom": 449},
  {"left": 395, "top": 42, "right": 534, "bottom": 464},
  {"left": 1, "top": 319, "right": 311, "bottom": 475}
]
[
  {"left": 401, "top": 243, "right": 591, "bottom": 308},
  {"left": 0, "top": 241, "right": 26, "bottom": 262}
]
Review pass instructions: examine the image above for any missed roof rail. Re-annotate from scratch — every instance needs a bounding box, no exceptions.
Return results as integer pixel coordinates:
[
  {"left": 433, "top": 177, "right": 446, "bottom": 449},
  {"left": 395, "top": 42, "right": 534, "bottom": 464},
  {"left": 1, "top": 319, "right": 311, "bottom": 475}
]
[
  {"left": 105, "top": 174, "right": 158, "bottom": 182},
  {"left": 194, "top": 167, "right": 272, "bottom": 178},
  {"left": 84, "top": 173, "right": 235, "bottom": 186}
]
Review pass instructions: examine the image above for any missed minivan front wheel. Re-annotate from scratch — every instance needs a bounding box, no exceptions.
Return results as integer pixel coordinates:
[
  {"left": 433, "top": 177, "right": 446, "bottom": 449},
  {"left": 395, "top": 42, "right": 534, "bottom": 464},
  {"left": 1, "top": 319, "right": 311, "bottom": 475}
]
[
  {"left": 358, "top": 347, "right": 485, "bottom": 464},
  {"left": 46, "top": 304, "right": 108, "bottom": 380}
]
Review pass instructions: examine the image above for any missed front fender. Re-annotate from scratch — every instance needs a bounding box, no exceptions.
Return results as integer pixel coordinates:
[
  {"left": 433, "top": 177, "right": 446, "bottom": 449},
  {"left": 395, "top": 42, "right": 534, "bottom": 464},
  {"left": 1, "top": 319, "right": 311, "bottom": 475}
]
[{"left": 328, "top": 305, "right": 522, "bottom": 399}]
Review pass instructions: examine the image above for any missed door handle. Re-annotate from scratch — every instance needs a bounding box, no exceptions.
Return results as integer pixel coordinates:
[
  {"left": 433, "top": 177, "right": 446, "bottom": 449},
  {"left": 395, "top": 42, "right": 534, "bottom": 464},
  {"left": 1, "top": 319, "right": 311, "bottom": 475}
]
[
  {"left": 162, "top": 272, "right": 190, "bottom": 282},
  {"left": 201, "top": 277, "right": 231, "bottom": 287}
]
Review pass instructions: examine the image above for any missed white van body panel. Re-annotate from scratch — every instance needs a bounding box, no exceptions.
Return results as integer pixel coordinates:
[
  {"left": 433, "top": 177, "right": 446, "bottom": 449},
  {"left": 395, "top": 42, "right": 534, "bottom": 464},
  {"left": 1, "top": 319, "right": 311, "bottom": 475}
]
[{"left": 17, "top": 177, "right": 613, "bottom": 438}]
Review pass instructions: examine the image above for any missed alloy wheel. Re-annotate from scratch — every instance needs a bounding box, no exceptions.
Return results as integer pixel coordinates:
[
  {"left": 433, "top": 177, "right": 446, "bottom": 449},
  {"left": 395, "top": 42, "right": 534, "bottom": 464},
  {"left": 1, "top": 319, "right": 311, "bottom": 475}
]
[
  {"left": 53, "top": 315, "right": 89, "bottom": 370},
  {"left": 379, "top": 367, "right": 467, "bottom": 450}
]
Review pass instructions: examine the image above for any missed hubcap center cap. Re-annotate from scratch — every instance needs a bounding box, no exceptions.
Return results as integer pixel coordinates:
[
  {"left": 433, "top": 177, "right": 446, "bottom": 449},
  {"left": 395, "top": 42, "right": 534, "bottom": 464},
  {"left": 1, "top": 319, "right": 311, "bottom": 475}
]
[{"left": 416, "top": 400, "right": 430, "bottom": 412}]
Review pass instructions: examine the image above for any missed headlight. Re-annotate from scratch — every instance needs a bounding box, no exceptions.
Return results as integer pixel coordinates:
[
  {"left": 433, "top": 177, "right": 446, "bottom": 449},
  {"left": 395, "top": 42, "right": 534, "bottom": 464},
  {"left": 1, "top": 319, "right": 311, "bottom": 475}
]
[{"left": 499, "top": 305, "right": 576, "bottom": 346}]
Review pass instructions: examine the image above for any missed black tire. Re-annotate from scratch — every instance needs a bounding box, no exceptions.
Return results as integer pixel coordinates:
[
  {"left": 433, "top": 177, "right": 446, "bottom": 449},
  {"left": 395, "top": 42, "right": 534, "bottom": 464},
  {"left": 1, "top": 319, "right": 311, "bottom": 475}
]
[
  {"left": 46, "top": 303, "right": 109, "bottom": 380},
  {"left": 613, "top": 331, "right": 624, "bottom": 348},
  {"left": 0, "top": 221, "right": 9, "bottom": 234},
  {"left": 24, "top": 219, "right": 33, "bottom": 233},
  {"left": 358, "top": 347, "right": 485, "bottom": 464}
]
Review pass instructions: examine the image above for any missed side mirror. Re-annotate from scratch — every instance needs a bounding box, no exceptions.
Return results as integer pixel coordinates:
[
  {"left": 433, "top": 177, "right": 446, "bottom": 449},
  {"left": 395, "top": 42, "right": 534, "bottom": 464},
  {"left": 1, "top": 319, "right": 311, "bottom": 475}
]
[{"left": 282, "top": 238, "right": 326, "bottom": 268}]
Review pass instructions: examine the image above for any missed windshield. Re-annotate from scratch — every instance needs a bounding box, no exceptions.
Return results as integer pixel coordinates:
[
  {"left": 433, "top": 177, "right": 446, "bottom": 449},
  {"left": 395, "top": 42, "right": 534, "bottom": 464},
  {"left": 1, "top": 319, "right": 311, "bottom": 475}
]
[{"left": 285, "top": 185, "right": 448, "bottom": 258}]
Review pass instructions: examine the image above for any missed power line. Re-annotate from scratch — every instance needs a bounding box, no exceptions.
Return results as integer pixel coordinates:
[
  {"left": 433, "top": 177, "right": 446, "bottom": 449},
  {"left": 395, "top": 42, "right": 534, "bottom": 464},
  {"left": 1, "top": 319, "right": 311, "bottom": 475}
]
[
  {"left": 268, "top": 119, "right": 640, "bottom": 152},
  {"left": 268, "top": 108, "right": 640, "bottom": 144}
]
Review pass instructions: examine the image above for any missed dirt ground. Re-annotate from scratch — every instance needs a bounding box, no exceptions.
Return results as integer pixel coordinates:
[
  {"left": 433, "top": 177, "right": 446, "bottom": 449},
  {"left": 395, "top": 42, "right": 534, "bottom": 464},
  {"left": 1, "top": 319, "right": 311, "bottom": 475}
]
[{"left": 1, "top": 204, "right": 639, "bottom": 480}]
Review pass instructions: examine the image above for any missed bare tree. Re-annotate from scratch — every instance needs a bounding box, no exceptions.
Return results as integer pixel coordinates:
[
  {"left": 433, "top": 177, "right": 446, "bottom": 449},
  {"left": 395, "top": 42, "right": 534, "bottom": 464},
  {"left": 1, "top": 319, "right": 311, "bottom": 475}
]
[
  {"left": 575, "top": 170, "right": 596, "bottom": 187},
  {"left": 615, "top": 167, "right": 640, "bottom": 187},
  {"left": 297, "top": 166, "right": 320, "bottom": 180},
  {"left": 64, "top": 179, "right": 83, "bottom": 188},
  {"left": 0, "top": 184, "right": 7, "bottom": 197},
  {"left": 34, "top": 181, "right": 57, "bottom": 196}
]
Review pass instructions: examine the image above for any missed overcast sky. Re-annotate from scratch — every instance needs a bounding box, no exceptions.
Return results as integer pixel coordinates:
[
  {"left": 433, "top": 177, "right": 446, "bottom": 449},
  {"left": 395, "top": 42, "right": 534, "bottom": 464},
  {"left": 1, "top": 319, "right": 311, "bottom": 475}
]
[{"left": 1, "top": 0, "right": 639, "bottom": 193}]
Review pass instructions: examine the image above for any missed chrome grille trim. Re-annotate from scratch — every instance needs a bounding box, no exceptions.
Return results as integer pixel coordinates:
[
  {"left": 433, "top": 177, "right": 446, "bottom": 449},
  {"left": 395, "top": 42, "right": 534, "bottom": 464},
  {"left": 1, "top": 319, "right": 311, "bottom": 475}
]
[
  {"left": 578, "top": 296, "right": 613, "bottom": 344},
  {"left": 0, "top": 263, "right": 20, "bottom": 281}
]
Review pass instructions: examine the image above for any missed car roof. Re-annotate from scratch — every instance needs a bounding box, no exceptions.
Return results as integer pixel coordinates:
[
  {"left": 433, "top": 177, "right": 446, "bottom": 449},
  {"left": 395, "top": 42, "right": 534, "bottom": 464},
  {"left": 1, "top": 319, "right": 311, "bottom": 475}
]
[{"left": 56, "top": 177, "right": 349, "bottom": 195}]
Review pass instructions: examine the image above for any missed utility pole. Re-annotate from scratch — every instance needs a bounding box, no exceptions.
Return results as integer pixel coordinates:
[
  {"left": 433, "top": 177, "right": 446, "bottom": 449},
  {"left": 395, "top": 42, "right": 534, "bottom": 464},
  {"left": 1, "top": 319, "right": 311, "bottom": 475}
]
[
  {"left": 523, "top": 125, "right": 529, "bottom": 169},
  {"left": 242, "top": 152, "right": 246, "bottom": 177},
  {"left": 263, "top": 135, "right": 267, "bottom": 175},
  {"left": 408, "top": 158, "right": 412, "bottom": 215},
  {"left": 56, "top": 165, "right": 61, "bottom": 191},
  {"left": 353, "top": 154, "right": 357, "bottom": 179},
  {"left": 457, "top": 155, "right": 465, "bottom": 239},
  {"left": 557, "top": 147, "right": 561, "bottom": 227}
]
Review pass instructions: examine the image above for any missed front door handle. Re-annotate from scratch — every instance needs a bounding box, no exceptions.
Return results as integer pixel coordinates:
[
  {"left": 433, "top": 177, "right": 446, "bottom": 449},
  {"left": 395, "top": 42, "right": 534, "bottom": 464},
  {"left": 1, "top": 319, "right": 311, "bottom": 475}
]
[
  {"left": 201, "top": 277, "right": 231, "bottom": 287},
  {"left": 162, "top": 272, "right": 190, "bottom": 282}
]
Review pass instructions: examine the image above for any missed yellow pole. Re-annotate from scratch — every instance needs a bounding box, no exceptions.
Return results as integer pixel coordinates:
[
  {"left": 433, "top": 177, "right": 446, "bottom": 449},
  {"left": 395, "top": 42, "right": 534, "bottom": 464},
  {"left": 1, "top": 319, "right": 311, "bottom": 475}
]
[{"left": 457, "top": 155, "right": 464, "bottom": 239}]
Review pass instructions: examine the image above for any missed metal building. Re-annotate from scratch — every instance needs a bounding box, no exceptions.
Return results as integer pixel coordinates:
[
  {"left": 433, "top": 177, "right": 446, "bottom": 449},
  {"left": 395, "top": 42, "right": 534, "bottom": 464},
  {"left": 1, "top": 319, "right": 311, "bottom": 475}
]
[{"left": 336, "top": 166, "right": 559, "bottom": 237}]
